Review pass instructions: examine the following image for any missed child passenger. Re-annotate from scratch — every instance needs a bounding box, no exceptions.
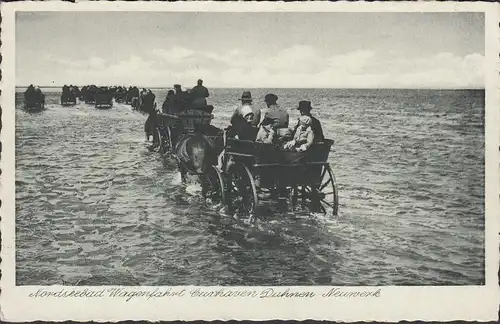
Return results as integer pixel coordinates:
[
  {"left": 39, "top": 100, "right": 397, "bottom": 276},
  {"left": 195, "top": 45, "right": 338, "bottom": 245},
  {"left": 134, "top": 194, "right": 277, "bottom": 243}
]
[
  {"left": 283, "top": 115, "right": 315, "bottom": 152},
  {"left": 255, "top": 117, "right": 275, "bottom": 144}
]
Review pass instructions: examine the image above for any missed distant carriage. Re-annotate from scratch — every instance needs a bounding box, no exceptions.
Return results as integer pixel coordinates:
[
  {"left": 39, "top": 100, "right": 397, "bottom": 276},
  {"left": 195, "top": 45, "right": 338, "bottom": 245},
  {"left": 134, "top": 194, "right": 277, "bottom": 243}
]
[
  {"left": 24, "top": 99, "right": 45, "bottom": 112},
  {"left": 84, "top": 92, "right": 96, "bottom": 104},
  {"left": 61, "top": 92, "right": 77, "bottom": 106},
  {"left": 155, "top": 109, "right": 214, "bottom": 154},
  {"left": 155, "top": 109, "right": 339, "bottom": 220},
  {"left": 95, "top": 92, "right": 113, "bottom": 109},
  {"left": 24, "top": 92, "right": 45, "bottom": 112}
]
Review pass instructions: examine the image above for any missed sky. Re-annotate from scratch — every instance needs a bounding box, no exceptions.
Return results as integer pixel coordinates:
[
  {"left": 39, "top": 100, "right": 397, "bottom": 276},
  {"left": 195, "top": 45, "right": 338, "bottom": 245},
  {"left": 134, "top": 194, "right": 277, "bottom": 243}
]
[{"left": 16, "top": 12, "right": 485, "bottom": 89}]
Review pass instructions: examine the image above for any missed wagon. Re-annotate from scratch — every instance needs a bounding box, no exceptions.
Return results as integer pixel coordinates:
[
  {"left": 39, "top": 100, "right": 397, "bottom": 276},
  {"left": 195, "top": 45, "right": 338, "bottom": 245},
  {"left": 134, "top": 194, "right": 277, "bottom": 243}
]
[
  {"left": 24, "top": 100, "right": 45, "bottom": 112},
  {"left": 61, "top": 93, "right": 77, "bottom": 106},
  {"left": 95, "top": 93, "right": 113, "bottom": 109},
  {"left": 204, "top": 136, "right": 339, "bottom": 220},
  {"left": 84, "top": 93, "right": 96, "bottom": 104},
  {"left": 155, "top": 110, "right": 338, "bottom": 220},
  {"left": 155, "top": 109, "right": 214, "bottom": 153}
]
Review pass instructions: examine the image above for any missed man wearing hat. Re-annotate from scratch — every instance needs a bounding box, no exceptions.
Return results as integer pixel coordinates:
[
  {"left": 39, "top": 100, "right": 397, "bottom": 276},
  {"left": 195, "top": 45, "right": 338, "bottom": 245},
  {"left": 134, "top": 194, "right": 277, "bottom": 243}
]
[
  {"left": 173, "top": 84, "right": 190, "bottom": 111},
  {"left": 261, "top": 93, "right": 291, "bottom": 147},
  {"left": 294, "top": 100, "right": 324, "bottom": 143},
  {"left": 230, "top": 91, "right": 261, "bottom": 127},
  {"left": 190, "top": 79, "right": 209, "bottom": 100},
  {"left": 262, "top": 93, "right": 289, "bottom": 128}
]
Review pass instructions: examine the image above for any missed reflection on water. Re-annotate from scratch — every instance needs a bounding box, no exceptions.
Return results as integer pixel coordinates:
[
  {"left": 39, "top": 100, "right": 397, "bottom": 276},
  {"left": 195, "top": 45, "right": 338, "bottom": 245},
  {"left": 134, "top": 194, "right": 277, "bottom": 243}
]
[{"left": 15, "top": 89, "right": 485, "bottom": 285}]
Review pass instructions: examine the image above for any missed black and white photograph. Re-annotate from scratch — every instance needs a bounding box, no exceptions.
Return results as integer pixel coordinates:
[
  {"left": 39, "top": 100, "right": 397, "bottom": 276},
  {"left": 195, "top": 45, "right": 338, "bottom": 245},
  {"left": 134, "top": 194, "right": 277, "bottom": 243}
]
[{"left": 1, "top": 1, "right": 498, "bottom": 322}]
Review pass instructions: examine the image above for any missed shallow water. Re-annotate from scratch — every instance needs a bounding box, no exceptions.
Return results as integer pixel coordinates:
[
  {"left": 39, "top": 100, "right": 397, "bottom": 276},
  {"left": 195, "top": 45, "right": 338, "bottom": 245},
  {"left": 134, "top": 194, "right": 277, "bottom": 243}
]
[{"left": 15, "top": 88, "right": 485, "bottom": 286}]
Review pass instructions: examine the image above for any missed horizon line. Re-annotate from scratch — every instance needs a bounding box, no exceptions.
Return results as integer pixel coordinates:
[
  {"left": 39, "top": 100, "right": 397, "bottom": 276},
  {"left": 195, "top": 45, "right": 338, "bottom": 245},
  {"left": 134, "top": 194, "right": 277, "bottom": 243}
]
[{"left": 15, "top": 85, "right": 486, "bottom": 91}]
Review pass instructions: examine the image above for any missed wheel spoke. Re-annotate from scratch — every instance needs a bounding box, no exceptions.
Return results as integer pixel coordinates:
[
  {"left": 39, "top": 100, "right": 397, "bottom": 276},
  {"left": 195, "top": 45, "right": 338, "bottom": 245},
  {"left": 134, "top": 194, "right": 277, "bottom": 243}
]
[
  {"left": 320, "top": 167, "right": 326, "bottom": 180},
  {"left": 320, "top": 178, "right": 332, "bottom": 191},
  {"left": 320, "top": 200, "right": 333, "bottom": 208}
]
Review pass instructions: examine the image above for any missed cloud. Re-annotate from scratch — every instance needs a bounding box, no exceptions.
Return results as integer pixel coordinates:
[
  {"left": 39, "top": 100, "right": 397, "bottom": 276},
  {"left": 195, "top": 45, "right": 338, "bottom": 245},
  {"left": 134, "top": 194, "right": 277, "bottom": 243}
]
[
  {"left": 151, "top": 47, "right": 196, "bottom": 64},
  {"left": 21, "top": 46, "right": 484, "bottom": 89}
]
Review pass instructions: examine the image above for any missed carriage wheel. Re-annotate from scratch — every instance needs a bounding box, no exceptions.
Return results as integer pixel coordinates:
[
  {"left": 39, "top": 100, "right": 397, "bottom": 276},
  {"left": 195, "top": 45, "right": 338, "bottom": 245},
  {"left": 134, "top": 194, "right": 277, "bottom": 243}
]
[
  {"left": 227, "top": 164, "right": 258, "bottom": 217},
  {"left": 203, "top": 165, "right": 226, "bottom": 205},
  {"left": 301, "top": 165, "right": 338, "bottom": 216},
  {"left": 155, "top": 126, "right": 171, "bottom": 154}
]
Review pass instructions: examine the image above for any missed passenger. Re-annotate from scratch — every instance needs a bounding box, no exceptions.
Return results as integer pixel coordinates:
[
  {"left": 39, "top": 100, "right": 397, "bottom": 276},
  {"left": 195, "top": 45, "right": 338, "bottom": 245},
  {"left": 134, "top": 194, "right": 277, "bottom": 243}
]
[
  {"left": 229, "top": 105, "right": 258, "bottom": 141},
  {"left": 190, "top": 79, "right": 209, "bottom": 100},
  {"left": 143, "top": 90, "right": 156, "bottom": 113},
  {"left": 162, "top": 90, "right": 176, "bottom": 114},
  {"left": 294, "top": 100, "right": 325, "bottom": 143},
  {"left": 24, "top": 84, "right": 35, "bottom": 102},
  {"left": 262, "top": 93, "right": 289, "bottom": 128},
  {"left": 230, "top": 91, "right": 261, "bottom": 127},
  {"left": 34, "top": 86, "right": 45, "bottom": 103},
  {"left": 261, "top": 93, "right": 291, "bottom": 147},
  {"left": 173, "top": 84, "right": 190, "bottom": 111},
  {"left": 255, "top": 117, "right": 275, "bottom": 144},
  {"left": 284, "top": 115, "right": 315, "bottom": 152}
]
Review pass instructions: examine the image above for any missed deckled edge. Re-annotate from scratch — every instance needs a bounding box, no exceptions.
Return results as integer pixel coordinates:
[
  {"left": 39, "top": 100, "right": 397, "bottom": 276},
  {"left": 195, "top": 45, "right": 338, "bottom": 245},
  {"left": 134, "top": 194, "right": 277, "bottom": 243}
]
[
  {"left": 0, "top": 2, "right": 499, "bottom": 323},
  {"left": 0, "top": 3, "right": 4, "bottom": 321}
]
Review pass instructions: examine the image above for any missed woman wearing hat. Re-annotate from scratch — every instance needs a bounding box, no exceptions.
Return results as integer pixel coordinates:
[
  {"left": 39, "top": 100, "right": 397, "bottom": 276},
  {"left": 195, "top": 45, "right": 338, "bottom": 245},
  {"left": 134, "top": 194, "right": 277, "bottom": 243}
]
[
  {"left": 228, "top": 105, "right": 259, "bottom": 141},
  {"left": 230, "top": 91, "right": 261, "bottom": 127}
]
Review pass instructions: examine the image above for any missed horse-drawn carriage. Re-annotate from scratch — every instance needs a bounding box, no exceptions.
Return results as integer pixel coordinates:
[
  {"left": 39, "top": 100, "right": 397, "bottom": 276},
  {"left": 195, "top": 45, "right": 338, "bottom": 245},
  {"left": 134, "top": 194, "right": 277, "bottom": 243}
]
[
  {"left": 155, "top": 109, "right": 339, "bottom": 220},
  {"left": 61, "top": 92, "right": 77, "bottom": 106},
  {"left": 24, "top": 99, "right": 45, "bottom": 112},
  {"left": 214, "top": 137, "right": 339, "bottom": 218},
  {"left": 84, "top": 92, "right": 96, "bottom": 104},
  {"left": 24, "top": 90, "right": 45, "bottom": 112},
  {"left": 95, "top": 92, "right": 113, "bottom": 109}
]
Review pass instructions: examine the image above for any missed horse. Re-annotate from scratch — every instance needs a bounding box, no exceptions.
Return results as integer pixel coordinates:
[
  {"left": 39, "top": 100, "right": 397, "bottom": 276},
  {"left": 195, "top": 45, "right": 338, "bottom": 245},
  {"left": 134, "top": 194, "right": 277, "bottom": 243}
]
[{"left": 172, "top": 124, "right": 225, "bottom": 198}]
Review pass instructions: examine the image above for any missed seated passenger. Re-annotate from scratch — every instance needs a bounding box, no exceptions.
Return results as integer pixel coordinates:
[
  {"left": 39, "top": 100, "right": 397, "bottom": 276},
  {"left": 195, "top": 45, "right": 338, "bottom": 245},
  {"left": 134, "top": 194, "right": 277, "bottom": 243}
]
[
  {"left": 231, "top": 91, "right": 261, "bottom": 127},
  {"left": 295, "top": 100, "right": 325, "bottom": 143},
  {"left": 24, "top": 84, "right": 35, "bottom": 101},
  {"left": 34, "top": 86, "right": 45, "bottom": 104},
  {"left": 190, "top": 79, "right": 209, "bottom": 100},
  {"left": 262, "top": 93, "right": 288, "bottom": 128},
  {"left": 173, "top": 84, "right": 190, "bottom": 111},
  {"left": 162, "top": 90, "right": 176, "bottom": 114},
  {"left": 255, "top": 117, "right": 275, "bottom": 144},
  {"left": 228, "top": 105, "right": 258, "bottom": 141},
  {"left": 283, "top": 115, "right": 315, "bottom": 152}
]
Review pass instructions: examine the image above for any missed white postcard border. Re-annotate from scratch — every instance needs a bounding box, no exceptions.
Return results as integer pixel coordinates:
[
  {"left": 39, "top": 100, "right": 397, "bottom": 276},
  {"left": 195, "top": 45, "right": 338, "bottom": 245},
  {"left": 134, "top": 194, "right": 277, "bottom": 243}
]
[{"left": 1, "top": 1, "right": 499, "bottom": 322}]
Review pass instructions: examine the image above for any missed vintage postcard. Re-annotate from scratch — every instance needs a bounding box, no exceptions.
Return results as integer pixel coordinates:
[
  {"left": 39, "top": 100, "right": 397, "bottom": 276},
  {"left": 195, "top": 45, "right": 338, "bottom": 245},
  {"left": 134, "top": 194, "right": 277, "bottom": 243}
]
[{"left": 1, "top": 1, "right": 499, "bottom": 322}]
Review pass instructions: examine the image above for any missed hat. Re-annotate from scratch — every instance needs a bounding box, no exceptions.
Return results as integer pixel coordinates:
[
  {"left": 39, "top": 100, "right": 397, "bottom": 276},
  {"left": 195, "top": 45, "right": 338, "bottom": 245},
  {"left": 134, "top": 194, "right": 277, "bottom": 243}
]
[
  {"left": 297, "top": 100, "right": 312, "bottom": 111},
  {"left": 239, "top": 91, "right": 252, "bottom": 101},
  {"left": 264, "top": 93, "right": 278, "bottom": 104},
  {"left": 240, "top": 105, "right": 254, "bottom": 117},
  {"left": 260, "top": 117, "right": 274, "bottom": 126},
  {"left": 174, "top": 84, "right": 182, "bottom": 89}
]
